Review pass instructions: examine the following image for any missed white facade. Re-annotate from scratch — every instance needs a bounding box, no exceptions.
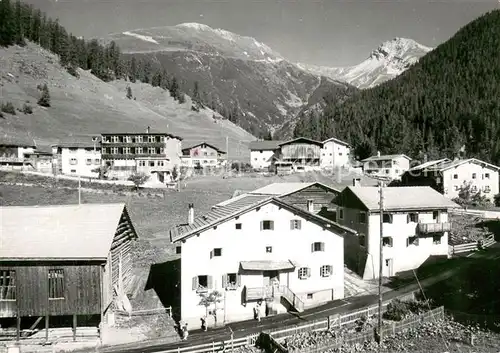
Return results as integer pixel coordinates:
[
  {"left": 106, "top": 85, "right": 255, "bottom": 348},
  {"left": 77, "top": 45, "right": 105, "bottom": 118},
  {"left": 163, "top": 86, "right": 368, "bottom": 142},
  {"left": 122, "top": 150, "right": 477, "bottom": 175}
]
[
  {"left": 55, "top": 146, "right": 102, "bottom": 178},
  {"left": 440, "top": 160, "right": 500, "bottom": 201},
  {"left": 362, "top": 154, "right": 411, "bottom": 180},
  {"left": 250, "top": 150, "right": 276, "bottom": 170},
  {"left": 320, "top": 138, "right": 350, "bottom": 169},
  {"left": 176, "top": 201, "right": 346, "bottom": 327}
]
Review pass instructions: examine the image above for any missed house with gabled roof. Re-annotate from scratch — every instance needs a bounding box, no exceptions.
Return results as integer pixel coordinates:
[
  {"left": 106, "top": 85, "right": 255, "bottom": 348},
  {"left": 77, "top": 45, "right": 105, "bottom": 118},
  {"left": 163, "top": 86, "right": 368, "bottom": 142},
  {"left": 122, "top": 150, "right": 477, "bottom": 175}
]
[
  {"left": 321, "top": 137, "right": 351, "bottom": 170},
  {"left": 276, "top": 137, "right": 324, "bottom": 172},
  {"left": 181, "top": 141, "right": 226, "bottom": 168},
  {"left": 0, "top": 203, "right": 139, "bottom": 341},
  {"left": 362, "top": 152, "right": 412, "bottom": 180},
  {"left": 248, "top": 140, "right": 283, "bottom": 171},
  {"left": 334, "top": 186, "right": 459, "bottom": 280},
  {"left": 169, "top": 194, "right": 356, "bottom": 326},
  {"left": 401, "top": 158, "right": 500, "bottom": 202}
]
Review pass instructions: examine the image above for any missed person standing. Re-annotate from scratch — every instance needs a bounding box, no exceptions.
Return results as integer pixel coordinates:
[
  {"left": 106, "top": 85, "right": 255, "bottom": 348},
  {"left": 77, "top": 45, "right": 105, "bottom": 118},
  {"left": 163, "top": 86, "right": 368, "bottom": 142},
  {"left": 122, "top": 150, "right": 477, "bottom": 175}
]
[
  {"left": 200, "top": 316, "right": 207, "bottom": 331},
  {"left": 254, "top": 302, "right": 261, "bottom": 322}
]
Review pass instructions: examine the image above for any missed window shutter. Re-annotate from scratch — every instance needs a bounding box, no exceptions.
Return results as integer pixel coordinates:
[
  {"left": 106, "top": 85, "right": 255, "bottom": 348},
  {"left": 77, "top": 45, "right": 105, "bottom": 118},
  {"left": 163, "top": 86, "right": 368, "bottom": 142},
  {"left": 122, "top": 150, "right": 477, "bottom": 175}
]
[
  {"left": 270, "top": 221, "right": 274, "bottom": 230},
  {"left": 237, "top": 274, "right": 241, "bottom": 286},
  {"left": 192, "top": 276, "right": 198, "bottom": 290},
  {"left": 328, "top": 265, "right": 333, "bottom": 275},
  {"left": 406, "top": 214, "right": 410, "bottom": 223},
  {"left": 207, "top": 275, "right": 213, "bottom": 289},
  {"left": 260, "top": 221, "right": 264, "bottom": 231},
  {"left": 307, "top": 268, "right": 311, "bottom": 277},
  {"left": 297, "top": 220, "right": 301, "bottom": 229},
  {"left": 321, "top": 242, "right": 325, "bottom": 251},
  {"left": 290, "top": 220, "right": 294, "bottom": 230},
  {"left": 311, "top": 243, "right": 314, "bottom": 252},
  {"left": 222, "top": 274, "right": 227, "bottom": 289},
  {"left": 210, "top": 250, "right": 213, "bottom": 259}
]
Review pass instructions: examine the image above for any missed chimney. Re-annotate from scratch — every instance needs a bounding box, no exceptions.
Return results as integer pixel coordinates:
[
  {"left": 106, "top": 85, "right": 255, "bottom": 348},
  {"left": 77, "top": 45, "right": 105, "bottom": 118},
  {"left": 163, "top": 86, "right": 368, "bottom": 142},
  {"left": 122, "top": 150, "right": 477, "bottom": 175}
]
[
  {"left": 377, "top": 151, "right": 381, "bottom": 157},
  {"left": 188, "top": 203, "right": 194, "bottom": 224},
  {"left": 307, "top": 199, "right": 314, "bottom": 213},
  {"left": 353, "top": 178, "right": 361, "bottom": 187},
  {"left": 146, "top": 126, "right": 151, "bottom": 134}
]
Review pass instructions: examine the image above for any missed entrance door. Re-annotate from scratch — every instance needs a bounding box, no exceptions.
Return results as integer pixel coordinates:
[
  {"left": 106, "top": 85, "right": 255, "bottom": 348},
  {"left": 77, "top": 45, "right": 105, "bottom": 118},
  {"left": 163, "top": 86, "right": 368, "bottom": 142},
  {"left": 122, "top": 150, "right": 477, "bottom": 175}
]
[
  {"left": 384, "top": 259, "right": 394, "bottom": 277},
  {"left": 263, "top": 271, "right": 279, "bottom": 287}
]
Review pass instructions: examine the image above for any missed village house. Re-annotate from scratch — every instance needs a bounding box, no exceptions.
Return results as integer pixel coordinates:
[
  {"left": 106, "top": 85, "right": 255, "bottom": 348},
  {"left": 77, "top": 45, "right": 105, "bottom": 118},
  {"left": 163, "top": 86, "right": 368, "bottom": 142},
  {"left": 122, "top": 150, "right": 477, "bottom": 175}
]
[
  {"left": 362, "top": 152, "right": 412, "bottom": 180},
  {"left": 320, "top": 137, "right": 351, "bottom": 170},
  {"left": 334, "top": 186, "right": 459, "bottom": 280},
  {"left": 275, "top": 137, "right": 324, "bottom": 173},
  {"left": 0, "top": 140, "right": 36, "bottom": 171},
  {"left": 401, "top": 158, "right": 500, "bottom": 202},
  {"left": 0, "top": 203, "right": 138, "bottom": 341},
  {"left": 101, "top": 129, "right": 183, "bottom": 182},
  {"left": 24, "top": 149, "right": 54, "bottom": 174},
  {"left": 169, "top": 195, "right": 355, "bottom": 327},
  {"left": 181, "top": 142, "right": 227, "bottom": 169},
  {"left": 248, "top": 140, "right": 282, "bottom": 171},
  {"left": 51, "top": 142, "right": 102, "bottom": 178}
]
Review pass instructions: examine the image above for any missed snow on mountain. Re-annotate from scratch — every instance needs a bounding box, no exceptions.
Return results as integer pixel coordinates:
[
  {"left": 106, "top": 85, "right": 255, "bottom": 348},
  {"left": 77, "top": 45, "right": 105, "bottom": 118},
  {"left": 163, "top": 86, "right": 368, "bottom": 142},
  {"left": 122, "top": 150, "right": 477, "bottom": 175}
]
[
  {"left": 297, "top": 38, "right": 433, "bottom": 89},
  {"left": 122, "top": 31, "right": 159, "bottom": 44}
]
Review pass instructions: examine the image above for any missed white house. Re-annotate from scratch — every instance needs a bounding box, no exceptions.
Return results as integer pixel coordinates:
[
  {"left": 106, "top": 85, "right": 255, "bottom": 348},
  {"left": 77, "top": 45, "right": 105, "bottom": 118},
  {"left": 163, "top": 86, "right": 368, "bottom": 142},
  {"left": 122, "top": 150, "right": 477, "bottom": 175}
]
[
  {"left": 181, "top": 142, "right": 227, "bottom": 168},
  {"left": 248, "top": 140, "right": 282, "bottom": 170},
  {"left": 334, "top": 186, "right": 459, "bottom": 280},
  {"left": 169, "top": 194, "right": 355, "bottom": 327},
  {"left": 362, "top": 153, "right": 412, "bottom": 180},
  {"left": 321, "top": 137, "right": 351, "bottom": 170},
  {"left": 52, "top": 143, "right": 102, "bottom": 178},
  {"left": 0, "top": 141, "right": 36, "bottom": 170},
  {"left": 402, "top": 158, "right": 500, "bottom": 202}
]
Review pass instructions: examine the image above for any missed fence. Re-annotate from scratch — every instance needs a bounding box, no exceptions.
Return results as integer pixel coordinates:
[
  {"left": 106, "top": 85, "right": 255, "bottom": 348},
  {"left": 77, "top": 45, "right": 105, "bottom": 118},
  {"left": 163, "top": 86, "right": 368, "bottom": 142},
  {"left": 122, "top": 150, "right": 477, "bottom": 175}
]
[
  {"left": 143, "top": 335, "right": 258, "bottom": 353},
  {"left": 283, "top": 306, "right": 445, "bottom": 353},
  {"left": 449, "top": 234, "right": 496, "bottom": 256}
]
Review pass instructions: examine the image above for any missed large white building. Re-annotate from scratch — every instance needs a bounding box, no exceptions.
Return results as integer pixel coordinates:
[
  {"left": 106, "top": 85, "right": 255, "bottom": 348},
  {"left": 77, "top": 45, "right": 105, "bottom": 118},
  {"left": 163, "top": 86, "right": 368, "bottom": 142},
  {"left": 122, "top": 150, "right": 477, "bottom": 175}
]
[
  {"left": 320, "top": 137, "right": 351, "bottom": 170},
  {"left": 402, "top": 158, "right": 500, "bottom": 202},
  {"left": 335, "top": 186, "right": 459, "bottom": 280},
  {"left": 52, "top": 143, "right": 102, "bottom": 178},
  {"left": 248, "top": 140, "right": 282, "bottom": 171},
  {"left": 170, "top": 193, "right": 355, "bottom": 327},
  {"left": 362, "top": 153, "right": 412, "bottom": 180}
]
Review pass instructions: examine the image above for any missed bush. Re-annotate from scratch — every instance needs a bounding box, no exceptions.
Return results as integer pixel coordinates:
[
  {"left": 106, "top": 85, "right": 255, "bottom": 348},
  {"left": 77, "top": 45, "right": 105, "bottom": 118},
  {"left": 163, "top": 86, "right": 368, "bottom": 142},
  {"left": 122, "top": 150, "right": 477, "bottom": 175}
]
[
  {"left": 37, "top": 83, "right": 51, "bottom": 107},
  {"left": 22, "top": 103, "right": 33, "bottom": 114},
  {"left": 383, "top": 299, "right": 410, "bottom": 321},
  {"left": 1, "top": 102, "right": 16, "bottom": 115},
  {"left": 494, "top": 193, "right": 500, "bottom": 207}
]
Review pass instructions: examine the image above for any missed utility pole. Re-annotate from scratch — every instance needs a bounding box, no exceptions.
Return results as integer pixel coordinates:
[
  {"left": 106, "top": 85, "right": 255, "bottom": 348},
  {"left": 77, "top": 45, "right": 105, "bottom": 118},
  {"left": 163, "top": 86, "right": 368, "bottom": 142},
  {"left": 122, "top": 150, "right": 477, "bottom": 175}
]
[
  {"left": 78, "top": 175, "right": 82, "bottom": 205},
  {"left": 377, "top": 181, "right": 384, "bottom": 345},
  {"left": 226, "top": 136, "right": 229, "bottom": 173}
]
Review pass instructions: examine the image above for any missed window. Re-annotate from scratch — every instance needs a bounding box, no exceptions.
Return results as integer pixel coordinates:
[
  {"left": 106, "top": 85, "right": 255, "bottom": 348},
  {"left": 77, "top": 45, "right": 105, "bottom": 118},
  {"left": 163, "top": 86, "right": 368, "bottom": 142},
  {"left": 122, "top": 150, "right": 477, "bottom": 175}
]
[
  {"left": 235, "top": 223, "right": 242, "bottom": 230},
  {"left": 339, "top": 153, "right": 343, "bottom": 156},
  {"left": 149, "top": 161, "right": 155, "bottom": 167},
  {"left": 222, "top": 273, "right": 240, "bottom": 290},
  {"left": 192, "top": 275, "right": 212, "bottom": 292},
  {"left": 94, "top": 159, "right": 100, "bottom": 165},
  {"left": 261, "top": 220, "right": 274, "bottom": 230},
  {"left": 111, "top": 136, "right": 119, "bottom": 143},
  {"left": 111, "top": 147, "right": 119, "bottom": 154},
  {"left": 311, "top": 242, "right": 325, "bottom": 252},
  {"left": 320, "top": 265, "right": 333, "bottom": 277},
  {"left": 138, "top": 161, "right": 146, "bottom": 167},
  {"left": 433, "top": 211, "right": 439, "bottom": 220},
  {"left": 307, "top": 293, "right": 313, "bottom": 299},
  {"left": 158, "top": 161, "right": 164, "bottom": 167},
  {"left": 148, "top": 147, "right": 156, "bottom": 154},
  {"left": 472, "top": 173, "right": 477, "bottom": 179},
  {"left": 359, "top": 234, "right": 366, "bottom": 247},
  {"left": 383, "top": 237, "right": 393, "bottom": 247},
  {"left": 210, "top": 248, "right": 222, "bottom": 258},
  {"left": 454, "top": 185, "right": 459, "bottom": 191},
  {"left": 382, "top": 213, "right": 392, "bottom": 224},
  {"left": 135, "top": 136, "right": 143, "bottom": 143},
  {"left": 338, "top": 208, "right": 344, "bottom": 220},
  {"left": 407, "top": 236, "right": 419, "bottom": 247},
  {"left": 136, "top": 147, "right": 144, "bottom": 154},
  {"left": 484, "top": 185, "right": 491, "bottom": 193},
  {"left": 123, "top": 147, "right": 131, "bottom": 154},
  {"left": 298, "top": 267, "right": 311, "bottom": 280},
  {"left": 290, "top": 219, "right": 302, "bottom": 230},
  {"left": 148, "top": 136, "right": 156, "bottom": 143},
  {"left": 175, "top": 246, "right": 181, "bottom": 254},
  {"left": 265, "top": 246, "right": 273, "bottom": 253},
  {"left": 124, "top": 136, "right": 132, "bottom": 143},
  {"left": 484, "top": 173, "right": 490, "bottom": 179},
  {"left": 0, "top": 270, "right": 16, "bottom": 301},
  {"left": 69, "top": 158, "right": 78, "bottom": 165},
  {"left": 48, "top": 269, "right": 65, "bottom": 299},
  {"left": 85, "top": 158, "right": 92, "bottom": 165},
  {"left": 407, "top": 213, "right": 418, "bottom": 223},
  {"left": 471, "top": 185, "right": 478, "bottom": 192},
  {"left": 160, "top": 148, "right": 165, "bottom": 154},
  {"left": 358, "top": 212, "right": 367, "bottom": 224},
  {"left": 70, "top": 169, "right": 76, "bottom": 173},
  {"left": 433, "top": 234, "right": 442, "bottom": 245},
  {"left": 453, "top": 174, "right": 458, "bottom": 179}
]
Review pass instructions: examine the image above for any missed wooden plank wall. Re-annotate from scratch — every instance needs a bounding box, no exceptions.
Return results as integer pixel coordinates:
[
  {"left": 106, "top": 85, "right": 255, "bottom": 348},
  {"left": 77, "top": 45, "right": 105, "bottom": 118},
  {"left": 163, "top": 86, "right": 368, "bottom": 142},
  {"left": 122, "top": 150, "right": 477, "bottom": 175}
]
[
  {"left": 0, "top": 264, "right": 101, "bottom": 318},
  {"left": 109, "top": 212, "right": 136, "bottom": 296},
  {"left": 280, "top": 185, "right": 339, "bottom": 212},
  {"left": 281, "top": 144, "right": 321, "bottom": 160}
]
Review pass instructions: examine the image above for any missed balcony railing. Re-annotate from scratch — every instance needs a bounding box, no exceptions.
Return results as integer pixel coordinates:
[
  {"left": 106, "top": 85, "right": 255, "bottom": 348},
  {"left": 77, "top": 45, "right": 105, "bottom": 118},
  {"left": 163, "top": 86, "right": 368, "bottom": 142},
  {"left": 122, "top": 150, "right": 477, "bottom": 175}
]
[
  {"left": 245, "top": 285, "right": 304, "bottom": 312},
  {"left": 417, "top": 222, "right": 452, "bottom": 234},
  {"left": 0, "top": 157, "right": 25, "bottom": 163}
]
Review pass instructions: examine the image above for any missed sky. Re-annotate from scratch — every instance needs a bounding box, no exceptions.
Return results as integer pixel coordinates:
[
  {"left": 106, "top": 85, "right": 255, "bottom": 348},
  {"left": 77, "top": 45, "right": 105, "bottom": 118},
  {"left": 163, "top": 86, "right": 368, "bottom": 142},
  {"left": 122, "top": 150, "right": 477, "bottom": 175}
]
[{"left": 25, "top": 0, "right": 498, "bottom": 67}]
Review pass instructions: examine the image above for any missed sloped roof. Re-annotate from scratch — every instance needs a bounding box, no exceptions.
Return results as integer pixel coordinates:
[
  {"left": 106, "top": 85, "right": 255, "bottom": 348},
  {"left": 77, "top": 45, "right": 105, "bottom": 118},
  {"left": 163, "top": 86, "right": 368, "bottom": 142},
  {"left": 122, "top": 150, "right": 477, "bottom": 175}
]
[
  {"left": 323, "top": 137, "right": 350, "bottom": 147},
  {"left": 362, "top": 154, "right": 412, "bottom": 162},
  {"left": 170, "top": 195, "right": 356, "bottom": 242},
  {"left": 426, "top": 158, "right": 500, "bottom": 172},
  {"left": 248, "top": 140, "right": 283, "bottom": 150},
  {"left": 408, "top": 158, "right": 451, "bottom": 172},
  {"left": 0, "top": 203, "right": 138, "bottom": 261},
  {"left": 248, "top": 182, "right": 340, "bottom": 196},
  {"left": 52, "top": 142, "right": 102, "bottom": 149},
  {"left": 344, "top": 186, "right": 460, "bottom": 211},
  {"left": 182, "top": 142, "right": 226, "bottom": 154},
  {"left": 278, "top": 137, "right": 324, "bottom": 147}
]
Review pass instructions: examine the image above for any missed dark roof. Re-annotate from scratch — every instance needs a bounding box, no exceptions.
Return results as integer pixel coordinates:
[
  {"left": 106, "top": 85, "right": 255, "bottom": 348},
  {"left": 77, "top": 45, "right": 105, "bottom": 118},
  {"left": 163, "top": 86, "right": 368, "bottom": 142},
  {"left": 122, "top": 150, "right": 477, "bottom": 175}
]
[
  {"left": 278, "top": 137, "right": 324, "bottom": 147},
  {"left": 101, "top": 132, "right": 183, "bottom": 140},
  {"left": 52, "top": 142, "right": 102, "bottom": 149},
  {"left": 170, "top": 194, "right": 356, "bottom": 243},
  {"left": 248, "top": 140, "right": 283, "bottom": 150},
  {"left": 182, "top": 142, "right": 226, "bottom": 154}
]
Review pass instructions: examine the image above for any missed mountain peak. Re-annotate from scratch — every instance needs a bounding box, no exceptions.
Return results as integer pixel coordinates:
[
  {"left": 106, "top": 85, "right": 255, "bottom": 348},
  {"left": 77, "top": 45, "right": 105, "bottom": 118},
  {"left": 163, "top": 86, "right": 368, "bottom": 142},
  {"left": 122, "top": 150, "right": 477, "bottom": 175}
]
[
  {"left": 175, "top": 22, "right": 213, "bottom": 31},
  {"left": 371, "top": 37, "right": 433, "bottom": 61}
]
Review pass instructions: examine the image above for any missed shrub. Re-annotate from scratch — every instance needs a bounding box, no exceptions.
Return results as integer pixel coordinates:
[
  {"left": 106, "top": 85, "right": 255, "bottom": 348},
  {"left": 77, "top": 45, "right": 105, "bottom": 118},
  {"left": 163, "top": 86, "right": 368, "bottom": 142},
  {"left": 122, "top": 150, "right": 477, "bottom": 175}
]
[
  {"left": 383, "top": 299, "right": 410, "bottom": 321},
  {"left": 1, "top": 102, "right": 16, "bottom": 115},
  {"left": 22, "top": 103, "right": 33, "bottom": 114},
  {"left": 494, "top": 193, "right": 500, "bottom": 207},
  {"left": 37, "top": 84, "right": 51, "bottom": 107}
]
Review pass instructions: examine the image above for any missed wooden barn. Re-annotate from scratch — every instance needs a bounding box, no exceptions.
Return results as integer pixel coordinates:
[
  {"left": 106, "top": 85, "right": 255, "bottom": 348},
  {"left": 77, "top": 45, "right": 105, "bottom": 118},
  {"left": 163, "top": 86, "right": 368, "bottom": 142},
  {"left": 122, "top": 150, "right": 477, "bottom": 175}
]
[
  {"left": 0, "top": 203, "right": 138, "bottom": 340},
  {"left": 277, "top": 137, "right": 323, "bottom": 170}
]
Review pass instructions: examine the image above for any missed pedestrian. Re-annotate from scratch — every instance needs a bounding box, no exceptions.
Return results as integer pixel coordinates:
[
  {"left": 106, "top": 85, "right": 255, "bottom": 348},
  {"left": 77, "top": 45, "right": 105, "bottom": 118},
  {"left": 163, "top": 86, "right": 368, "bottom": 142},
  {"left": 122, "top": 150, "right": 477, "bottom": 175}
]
[
  {"left": 182, "top": 323, "right": 189, "bottom": 340},
  {"left": 254, "top": 302, "right": 261, "bottom": 322},
  {"left": 200, "top": 316, "right": 207, "bottom": 331}
]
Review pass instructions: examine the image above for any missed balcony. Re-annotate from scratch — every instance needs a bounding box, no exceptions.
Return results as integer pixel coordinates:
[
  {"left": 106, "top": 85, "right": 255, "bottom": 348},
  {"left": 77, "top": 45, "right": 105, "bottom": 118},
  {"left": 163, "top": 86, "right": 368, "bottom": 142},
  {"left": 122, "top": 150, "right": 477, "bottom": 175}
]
[
  {"left": 417, "top": 222, "right": 452, "bottom": 234},
  {"left": 244, "top": 285, "right": 305, "bottom": 313},
  {"left": 0, "top": 157, "right": 24, "bottom": 163}
]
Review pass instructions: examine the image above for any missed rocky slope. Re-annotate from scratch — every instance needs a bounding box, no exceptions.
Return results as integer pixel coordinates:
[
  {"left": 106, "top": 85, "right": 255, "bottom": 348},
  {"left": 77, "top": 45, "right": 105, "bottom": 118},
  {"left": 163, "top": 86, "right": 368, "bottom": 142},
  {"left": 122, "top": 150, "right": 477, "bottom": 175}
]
[
  {"left": 298, "top": 38, "right": 433, "bottom": 89},
  {"left": 106, "top": 23, "right": 354, "bottom": 136}
]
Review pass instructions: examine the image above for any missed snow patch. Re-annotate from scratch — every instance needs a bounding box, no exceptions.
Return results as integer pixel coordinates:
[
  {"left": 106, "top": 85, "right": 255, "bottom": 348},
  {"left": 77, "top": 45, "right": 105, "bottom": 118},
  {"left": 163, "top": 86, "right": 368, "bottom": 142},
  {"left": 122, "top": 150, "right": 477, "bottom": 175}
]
[
  {"left": 122, "top": 31, "right": 159, "bottom": 44},
  {"left": 274, "top": 102, "right": 288, "bottom": 116},
  {"left": 286, "top": 92, "right": 304, "bottom": 108},
  {"left": 175, "top": 23, "right": 212, "bottom": 31}
]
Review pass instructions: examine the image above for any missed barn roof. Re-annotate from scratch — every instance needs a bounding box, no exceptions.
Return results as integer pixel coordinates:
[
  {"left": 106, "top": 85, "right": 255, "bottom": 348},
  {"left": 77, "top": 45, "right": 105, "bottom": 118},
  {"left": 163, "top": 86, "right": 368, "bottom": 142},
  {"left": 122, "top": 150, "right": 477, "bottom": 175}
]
[
  {"left": 248, "top": 140, "right": 283, "bottom": 150},
  {"left": 248, "top": 182, "right": 340, "bottom": 196},
  {"left": 182, "top": 142, "right": 226, "bottom": 153},
  {"left": 0, "top": 203, "right": 138, "bottom": 261},
  {"left": 278, "top": 137, "right": 324, "bottom": 147}
]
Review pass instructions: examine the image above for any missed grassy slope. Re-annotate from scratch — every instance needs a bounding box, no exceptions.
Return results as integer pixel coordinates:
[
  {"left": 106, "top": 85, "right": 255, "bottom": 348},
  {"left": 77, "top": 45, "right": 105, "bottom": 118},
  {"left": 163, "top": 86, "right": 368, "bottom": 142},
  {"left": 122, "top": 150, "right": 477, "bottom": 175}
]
[{"left": 0, "top": 43, "right": 254, "bottom": 159}]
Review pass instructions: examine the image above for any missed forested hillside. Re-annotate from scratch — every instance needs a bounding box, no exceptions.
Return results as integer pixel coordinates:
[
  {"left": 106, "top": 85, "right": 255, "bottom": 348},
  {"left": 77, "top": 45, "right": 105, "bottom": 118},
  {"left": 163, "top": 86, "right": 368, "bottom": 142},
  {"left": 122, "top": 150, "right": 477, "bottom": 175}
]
[{"left": 294, "top": 10, "right": 500, "bottom": 164}]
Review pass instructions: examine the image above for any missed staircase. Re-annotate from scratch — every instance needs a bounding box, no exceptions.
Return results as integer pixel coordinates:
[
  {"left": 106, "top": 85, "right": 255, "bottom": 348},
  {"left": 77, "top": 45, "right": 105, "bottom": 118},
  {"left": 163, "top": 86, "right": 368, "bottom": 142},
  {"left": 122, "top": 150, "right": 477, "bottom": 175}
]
[
  {"left": 245, "top": 285, "right": 305, "bottom": 313},
  {"left": 277, "top": 285, "right": 305, "bottom": 313}
]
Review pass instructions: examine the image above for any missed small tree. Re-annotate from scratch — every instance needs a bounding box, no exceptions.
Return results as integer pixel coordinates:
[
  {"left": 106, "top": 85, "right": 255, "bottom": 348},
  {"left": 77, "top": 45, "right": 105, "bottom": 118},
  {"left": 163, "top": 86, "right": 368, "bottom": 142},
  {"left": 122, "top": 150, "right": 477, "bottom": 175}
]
[
  {"left": 92, "top": 165, "right": 109, "bottom": 180},
  {"left": 37, "top": 83, "right": 51, "bottom": 107},
  {"left": 198, "top": 290, "right": 223, "bottom": 327},
  {"left": 126, "top": 86, "right": 133, "bottom": 99},
  {"left": 128, "top": 172, "right": 149, "bottom": 190},
  {"left": 171, "top": 166, "right": 178, "bottom": 181}
]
